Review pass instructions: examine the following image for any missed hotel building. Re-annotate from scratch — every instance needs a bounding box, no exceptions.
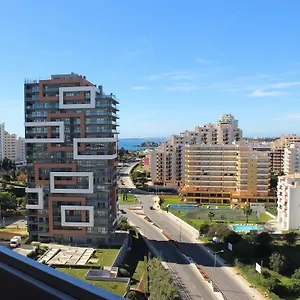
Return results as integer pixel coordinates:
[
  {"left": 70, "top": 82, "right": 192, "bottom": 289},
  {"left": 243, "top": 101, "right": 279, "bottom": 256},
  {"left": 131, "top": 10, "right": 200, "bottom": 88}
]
[
  {"left": 180, "top": 144, "right": 276, "bottom": 205},
  {"left": 270, "top": 134, "right": 300, "bottom": 175},
  {"left": 277, "top": 174, "right": 300, "bottom": 230},
  {"left": 283, "top": 143, "right": 300, "bottom": 175},
  {"left": 24, "top": 73, "right": 119, "bottom": 244},
  {"left": 150, "top": 114, "right": 242, "bottom": 187}
]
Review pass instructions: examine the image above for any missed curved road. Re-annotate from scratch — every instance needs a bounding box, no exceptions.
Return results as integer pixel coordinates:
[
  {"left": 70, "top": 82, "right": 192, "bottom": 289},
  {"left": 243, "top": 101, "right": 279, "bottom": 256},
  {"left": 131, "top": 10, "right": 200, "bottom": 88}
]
[{"left": 119, "top": 162, "right": 261, "bottom": 300}]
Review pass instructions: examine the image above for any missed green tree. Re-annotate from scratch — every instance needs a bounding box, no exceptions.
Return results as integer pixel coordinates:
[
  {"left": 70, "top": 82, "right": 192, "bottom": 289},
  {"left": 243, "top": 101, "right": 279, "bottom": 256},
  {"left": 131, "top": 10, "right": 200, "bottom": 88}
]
[
  {"left": 223, "top": 230, "right": 242, "bottom": 245},
  {"left": 292, "top": 268, "right": 300, "bottom": 279},
  {"left": 199, "top": 223, "right": 210, "bottom": 235},
  {"left": 207, "top": 210, "right": 215, "bottom": 222},
  {"left": 243, "top": 203, "right": 252, "bottom": 224},
  {"left": 284, "top": 232, "right": 298, "bottom": 246},
  {"left": 270, "top": 252, "right": 287, "bottom": 274}
]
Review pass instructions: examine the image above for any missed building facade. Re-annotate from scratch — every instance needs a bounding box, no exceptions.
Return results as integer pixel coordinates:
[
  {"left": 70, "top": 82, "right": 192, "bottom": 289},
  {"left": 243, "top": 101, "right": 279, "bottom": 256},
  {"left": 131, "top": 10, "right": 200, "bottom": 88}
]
[
  {"left": 277, "top": 174, "right": 300, "bottom": 230},
  {"left": 283, "top": 143, "right": 300, "bottom": 175},
  {"left": 24, "top": 73, "right": 119, "bottom": 244},
  {"left": 150, "top": 114, "right": 242, "bottom": 187},
  {"left": 270, "top": 134, "right": 300, "bottom": 174},
  {"left": 0, "top": 123, "right": 4, "bottom": 161},
  {"left": 4, "top": 131, "right": 17, "bottom": 161},
  {"left": 180, "top": 144, "right": 276, "bottom": 205},
  {"left": 16, "top": 137, "right": 26, "bottom": 163}
]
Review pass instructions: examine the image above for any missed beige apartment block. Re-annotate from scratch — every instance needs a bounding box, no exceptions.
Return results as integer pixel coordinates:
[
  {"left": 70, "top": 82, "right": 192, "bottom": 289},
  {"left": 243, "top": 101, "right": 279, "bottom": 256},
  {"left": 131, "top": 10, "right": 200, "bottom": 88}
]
[
  {"left": 4, "top": 131, "right": 17, "bottom": 161},
  {"left": 270, "top": 134, "right": 300, "bottom": 174},
  {"left": 277, "top": 174, "right": 300, "bottom": 230},
  {"left": 150, "top": 114, "right": 242, "bottom": 187},
  {"left": 179, "top": 144, "right": 276, "bottom": 205},
  {"left": 283, "top": 143, "right": 300, "bottom": 175}
]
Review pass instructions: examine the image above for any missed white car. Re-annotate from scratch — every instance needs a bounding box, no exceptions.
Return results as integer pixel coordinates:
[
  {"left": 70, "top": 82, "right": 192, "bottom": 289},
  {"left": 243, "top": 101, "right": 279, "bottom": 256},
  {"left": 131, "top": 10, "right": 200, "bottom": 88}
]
[{"left": 10, "top": 236, "right": 21, "bottom": 248}]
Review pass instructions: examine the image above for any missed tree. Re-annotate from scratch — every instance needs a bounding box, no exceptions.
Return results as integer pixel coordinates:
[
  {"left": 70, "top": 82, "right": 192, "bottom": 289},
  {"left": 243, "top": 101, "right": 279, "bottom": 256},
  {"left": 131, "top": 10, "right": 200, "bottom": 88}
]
[
  {"left": 223, "top": 230, "right": 242, "bottom": 245},
  {"left": 255, "top": 232, "right": 273, "bottom": 256},
  {"left": 220, "top": 214, "right": 226, "bottom": 221},
  {"left": 270, "top": 252, "right": 287, "bottom": 274},
  {"left": 199, "top": 223, "right": 210, "bottom": 235},
  {"left": 243, "top": 203, "right": 252, "bottom": 224},
  {"left": 118, "top": 147, "right": 126, "bottom": 159},
  {"left": 284, "top": 232, "right": 298, "bottom": 246},
  {"left": 207, "top": 210, "right": 215, "bottom": 222},
  {"left": 292, "top": 268, "right": 300, "bottom": 280}
]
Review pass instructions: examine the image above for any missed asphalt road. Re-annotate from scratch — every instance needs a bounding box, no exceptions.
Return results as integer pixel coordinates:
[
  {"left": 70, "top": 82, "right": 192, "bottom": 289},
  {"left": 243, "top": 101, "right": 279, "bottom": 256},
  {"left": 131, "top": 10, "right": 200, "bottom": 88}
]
[
  {"left": 137, "top": 195, "right": 256, "bottom": 300},
  {"left": 118, "top": 162, "right": 257, "bottom": 300},
  {"left": 126, "top": 209, "right": 216, "bottom": 300}
]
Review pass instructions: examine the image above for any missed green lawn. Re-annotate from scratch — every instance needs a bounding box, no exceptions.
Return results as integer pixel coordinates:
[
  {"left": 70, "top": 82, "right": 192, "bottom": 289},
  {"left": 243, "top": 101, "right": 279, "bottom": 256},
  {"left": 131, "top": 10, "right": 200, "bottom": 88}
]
[
  {"left": 259, "top": 212, "right": 274, "bottom": 222},
  {"left": 160, "top": 197, "right": 181, "bottom": 209},
  {"left": 119, "top": 194, "right": 139, "bottom": 205},
  {"left": 266, "top": 206, "right": 277, "bottom": 217},
  {"left": 88, "top": 248, "right": 120, "bottom": 267},
  {"left": 56, "top": 268, "right": 127, "bottom": 296}
]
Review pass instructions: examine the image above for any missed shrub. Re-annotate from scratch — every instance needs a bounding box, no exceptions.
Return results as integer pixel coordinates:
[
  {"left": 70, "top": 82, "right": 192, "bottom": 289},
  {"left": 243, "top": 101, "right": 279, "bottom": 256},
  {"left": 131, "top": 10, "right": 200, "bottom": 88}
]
[
  {"left": 270, "top": 252, "right": 288, "bottom": 274},
  {"left": 262, "top": 270, "right": 271, "bottom": 279},
  {"left": 292, "top": 267, "right": 300, "bottom": 280},
  {"left": 199, "top": 223, "right": 210, "bottom": 235},
  {"left": 284, "top": 232, "right": 298, "bottom": 246},
  {"left": 223, "top": 230, "right": 242, "bottom": 245},
  {"left": 233, "top": 238, "right": 254, "bottom": 263},
  {"left": 208, "top": 223, "right": 231, "bottom": 240}
]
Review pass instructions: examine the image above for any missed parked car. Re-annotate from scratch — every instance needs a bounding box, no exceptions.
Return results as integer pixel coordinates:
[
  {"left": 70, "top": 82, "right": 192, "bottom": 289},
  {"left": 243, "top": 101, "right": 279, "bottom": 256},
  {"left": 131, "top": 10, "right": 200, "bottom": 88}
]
[{"left": 10, "top": 236, "right": 21, "bottom": 248}]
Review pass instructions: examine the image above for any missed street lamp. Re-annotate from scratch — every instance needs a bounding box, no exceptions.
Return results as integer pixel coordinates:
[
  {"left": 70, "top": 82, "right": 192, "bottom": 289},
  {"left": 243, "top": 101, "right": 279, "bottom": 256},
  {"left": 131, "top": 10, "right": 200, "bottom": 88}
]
[
  {"left": 211, "top": 250, "right": 224, "bottom": 288},
  {"left": 177, "top": 219, "right": 182, "bottom": 242}
]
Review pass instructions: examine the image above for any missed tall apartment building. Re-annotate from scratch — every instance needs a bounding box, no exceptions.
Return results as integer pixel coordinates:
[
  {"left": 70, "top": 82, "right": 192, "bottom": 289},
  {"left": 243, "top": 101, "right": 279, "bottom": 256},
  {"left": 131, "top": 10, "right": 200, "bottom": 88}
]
[
  {"left": 179, "top": 144, "right": 276, "bottom": 205},
  {"left": 150, "top": 114, "right": 242, "bottom": 187},
  {"left": 270, "top": 134, "right": 300, "bottom": 174},
  {"left": 24, "top": 73, "right": 119, "bottom": 244},
  {"left": 4, "top": 131, "right": 17, "bottom": 161},
  {"left": 283, "top": 143, "right": 300, "bottom": 175},
  {"left": 0, "top": 123, "right": 4, "bottom": 161},
  {"left": 16, "top": 137, "right": 26, "bottom": 162},
  {"left": 277, "top": 174, "right": 300, "bottom": 230}
]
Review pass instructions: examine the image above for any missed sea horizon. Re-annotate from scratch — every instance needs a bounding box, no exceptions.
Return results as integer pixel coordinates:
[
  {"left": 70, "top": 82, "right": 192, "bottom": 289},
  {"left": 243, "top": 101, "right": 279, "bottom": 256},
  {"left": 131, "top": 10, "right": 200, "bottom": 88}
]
[{"left": 119, "top": 137, "right": 167, "bottom": 150}]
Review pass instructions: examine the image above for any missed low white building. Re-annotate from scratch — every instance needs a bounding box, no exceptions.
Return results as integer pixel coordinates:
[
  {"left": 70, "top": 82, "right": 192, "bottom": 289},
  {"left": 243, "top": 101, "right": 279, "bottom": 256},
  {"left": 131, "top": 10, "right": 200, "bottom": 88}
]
[{"left": 277, "top": 174, "right": 300, "bottom": 230}]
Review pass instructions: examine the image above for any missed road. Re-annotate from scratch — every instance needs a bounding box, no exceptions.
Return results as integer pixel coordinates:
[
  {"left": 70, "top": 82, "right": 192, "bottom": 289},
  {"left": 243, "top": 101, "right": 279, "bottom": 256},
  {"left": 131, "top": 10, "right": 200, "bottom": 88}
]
[
  {"left": 126, "top": 209, "right": 217, "bottom": 300},
  {"left": 119, "top": 162, "right": 260, "bottom": 300}
]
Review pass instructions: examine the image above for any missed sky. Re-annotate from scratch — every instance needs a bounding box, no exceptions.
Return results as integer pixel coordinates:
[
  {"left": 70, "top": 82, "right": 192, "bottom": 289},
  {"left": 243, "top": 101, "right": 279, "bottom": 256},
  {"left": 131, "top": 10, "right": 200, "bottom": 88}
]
[{"left": 1, "top": 1, "right": 300, "bottom": 138}]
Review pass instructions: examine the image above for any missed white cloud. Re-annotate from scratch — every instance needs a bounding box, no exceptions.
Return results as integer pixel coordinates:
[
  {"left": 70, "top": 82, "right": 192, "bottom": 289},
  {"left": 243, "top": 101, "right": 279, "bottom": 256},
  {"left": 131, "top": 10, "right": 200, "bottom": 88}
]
[
  {"left": 271, "top": 81, "right": 300, "bottom": 89},
  {"left": 274, "top": 113, "right": 300, "bottom": 121},
  {"left": 196, "top": 57, "right": 215, "bottom": 64},
  {"left": 149, "top": 71, "right": 198, "bottom": 81},
  {"left": 248, "top": 89, "right": 284, "bottom": 98},
  {"left": 132, "top": 86, "right": 150, "bottom": 90},
  {"left": 165, "top": 84, "right": 201, "bottom": 92}
]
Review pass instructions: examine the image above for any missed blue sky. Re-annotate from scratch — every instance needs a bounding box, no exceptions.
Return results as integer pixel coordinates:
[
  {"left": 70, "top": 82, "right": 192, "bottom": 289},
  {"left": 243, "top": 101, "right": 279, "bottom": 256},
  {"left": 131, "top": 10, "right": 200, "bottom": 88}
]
[{"left": 1, "top": 1, "right": 300, "bottom": 138}]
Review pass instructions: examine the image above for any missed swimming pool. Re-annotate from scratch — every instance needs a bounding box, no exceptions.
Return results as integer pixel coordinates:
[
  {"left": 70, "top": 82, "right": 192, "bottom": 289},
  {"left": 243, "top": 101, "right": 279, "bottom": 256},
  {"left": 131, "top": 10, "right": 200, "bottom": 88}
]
[
  {"left": 232, "top": 225, "right": 263, "bottom": 232},
  {"left": 168, "top": 205, "right": 198, "bottom": 209}
]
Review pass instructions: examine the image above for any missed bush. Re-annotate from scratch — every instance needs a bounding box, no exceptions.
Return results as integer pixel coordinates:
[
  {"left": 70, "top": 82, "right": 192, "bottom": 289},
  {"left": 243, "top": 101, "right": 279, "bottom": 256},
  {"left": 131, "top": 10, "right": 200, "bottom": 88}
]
[
  {"left": 233, "top": 238, "right": 254, "bottom": 263},
  {"left": 208, "top": 223, "right": 231, "bottom": 240},
  {"left": 223, "top": 230, "right": 242, "bottom": 244},
  {"left": 292, "top": 268, "right": 300, "bottom": 280},
  {"left": 199, "top": 223, "right": 210, "bottom": 235},
  {"left": 284, "top": 232, "right": 298, "bottom": 246},
  {"left": 270, "top": 252, "right": 288, "bottom": 274},
  {"left": 262, "top": 270, "right": 271, "bottom": 279}
]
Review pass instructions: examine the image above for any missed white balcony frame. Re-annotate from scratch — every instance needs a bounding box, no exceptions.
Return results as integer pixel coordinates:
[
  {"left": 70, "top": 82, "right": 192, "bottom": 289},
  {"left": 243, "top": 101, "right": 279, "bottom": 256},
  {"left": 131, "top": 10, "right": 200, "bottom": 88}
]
[
  {"left": 24, "top": 121, "right": 64, "bottom": 143},
  {"left": 59, "top": 86, "right": 99, "bottom": 109},
  {"left": 50, "top": 172, "right": 94, "bottom": 194},
  {"left": 25, "top": 187, "right": 43, "bottom": 209},
  {"left": 61, "top": 205, "right": 94, "bottom": 227},
  {"left": 73, "top": 137, "right": 118, "bottom": 160}
]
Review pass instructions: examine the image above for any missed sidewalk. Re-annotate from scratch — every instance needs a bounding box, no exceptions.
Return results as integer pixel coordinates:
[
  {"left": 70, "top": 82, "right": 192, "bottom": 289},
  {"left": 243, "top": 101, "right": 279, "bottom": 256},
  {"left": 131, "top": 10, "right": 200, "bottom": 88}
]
[{"left": 159, "top": 207, "right": 266, "bottom": 300}]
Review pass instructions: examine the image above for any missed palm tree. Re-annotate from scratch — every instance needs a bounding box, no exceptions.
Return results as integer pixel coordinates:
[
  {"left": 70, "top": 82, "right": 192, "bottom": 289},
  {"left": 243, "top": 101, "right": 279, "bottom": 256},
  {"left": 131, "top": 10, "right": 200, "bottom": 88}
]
[
  {"left": 207, "top": 210, "right": 215, "bottom": 222},
  {"left": 243, "top": 203, "right": 252, "bottom": 224}
]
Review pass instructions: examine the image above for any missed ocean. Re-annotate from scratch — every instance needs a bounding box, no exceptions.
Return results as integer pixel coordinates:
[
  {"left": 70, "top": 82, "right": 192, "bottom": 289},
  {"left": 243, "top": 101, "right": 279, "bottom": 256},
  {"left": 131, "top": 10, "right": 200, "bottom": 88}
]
[{"left": 118, "top": 138, "right": 167, "bottom": 150}]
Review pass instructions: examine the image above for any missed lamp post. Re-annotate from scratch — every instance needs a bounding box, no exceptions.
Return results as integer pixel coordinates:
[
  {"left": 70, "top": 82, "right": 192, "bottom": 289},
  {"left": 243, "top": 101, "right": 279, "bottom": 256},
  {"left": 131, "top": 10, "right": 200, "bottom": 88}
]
[
  {"left": 177, "top": 219, "right": 182, "bottom": 242},
  {"left": 212, "top": 250, "right": 224, "bottom": 289}
]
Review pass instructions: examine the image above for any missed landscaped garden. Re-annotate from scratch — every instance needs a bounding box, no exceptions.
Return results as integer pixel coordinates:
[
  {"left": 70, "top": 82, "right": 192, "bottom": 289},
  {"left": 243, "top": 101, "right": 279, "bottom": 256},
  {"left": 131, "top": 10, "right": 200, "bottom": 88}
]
[{"left": 118, "top": 193, "right": 139, "bottom": 205}]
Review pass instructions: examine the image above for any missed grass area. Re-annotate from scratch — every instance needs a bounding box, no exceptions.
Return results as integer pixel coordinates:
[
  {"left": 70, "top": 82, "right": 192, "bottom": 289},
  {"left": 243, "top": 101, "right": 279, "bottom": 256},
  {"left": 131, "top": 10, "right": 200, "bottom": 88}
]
[
  {"left": 169, "top": 209, "right": 258, "bottom": 231},
  {"left": 0, "top": 227, "right": 28, "bottom": 240},
  {"left": 160, "top": 197, "right": 181, "bottom": 209},
  {"left": 266, "top": 206, "right": 277, "bottom": 216},
  {"left": 119, "top": 194, "right": 139, "bottom": 205},
  {"left": 131, "top": 260, "right": 146, "bottom": 288},
  {"left": 56, "top": 268, "right": 127, "bottom": 296},
  {"left": 88, "top": 248, "right": 120, "bottom": 267},
  {"left": 259, "top": 212, "right": 274, "bottom": 222},
  {"left": 135, "top": 164, "right": 144, "bottom": 172}
]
